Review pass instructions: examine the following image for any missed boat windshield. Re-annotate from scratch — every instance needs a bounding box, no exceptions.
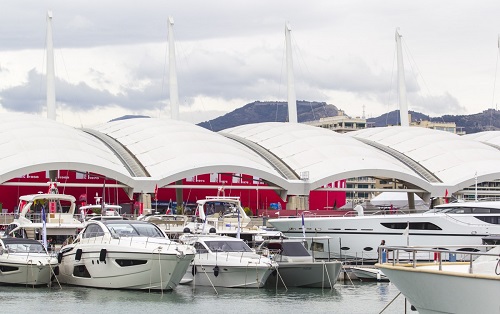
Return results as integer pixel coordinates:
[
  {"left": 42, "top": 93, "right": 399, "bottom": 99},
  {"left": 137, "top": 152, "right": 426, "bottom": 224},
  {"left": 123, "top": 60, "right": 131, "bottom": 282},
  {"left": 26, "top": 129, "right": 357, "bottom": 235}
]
[
  {"left": 263, "top": 241, "right": 311, "bottom": 257},
  {"left": 106, "top": 223, "right": 165, "bottom": 238},
  {"left": 204, "top": 240, "right": 253, "bottom": 253},
  {"left": 3, "top": 242, "right": 45, "bottom": 254},
  {"left": 204, "top": 202, "right": 241, "bottom": 218}
]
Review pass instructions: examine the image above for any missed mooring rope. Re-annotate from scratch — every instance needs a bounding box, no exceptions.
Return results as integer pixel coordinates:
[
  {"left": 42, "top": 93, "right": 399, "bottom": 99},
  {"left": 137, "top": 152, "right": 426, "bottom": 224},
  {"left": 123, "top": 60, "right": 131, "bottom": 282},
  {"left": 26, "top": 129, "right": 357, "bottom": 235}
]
[
  {"left": 378, "top": 292, "right": 402, "bottom": 314},
  {"left": 47, "top": 260, "right": 62, "bottom": 289}
]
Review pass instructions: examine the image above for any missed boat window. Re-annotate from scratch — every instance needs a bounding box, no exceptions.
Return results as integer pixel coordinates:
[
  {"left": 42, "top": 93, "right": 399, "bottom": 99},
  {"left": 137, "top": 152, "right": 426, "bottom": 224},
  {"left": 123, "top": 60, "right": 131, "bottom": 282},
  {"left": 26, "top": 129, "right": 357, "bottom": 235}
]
[
  {"left": 432, "top": 206, "right": 500, "bottom": 214},
  {"left": 380, "top": 222, "right": 442, "bottom": 230},
  {"left": 106, "top": 223, "right": 164, "bottom": 238},
  {"left": 194, "top": 242, "right": 208, "bottom": 254},
  {"left": 284, "top": 242, "right": 311, "bottom": 256},
  {"left": 83, "top": 224, "right": 105, "bottom": 238},
  {"left": 205, "top": 240, "right": 252, "bottom": 252},
  {"left": 4, "top": 242, "right": 45, "bottom": 254},
  {"left": 474, "top": 216, "right": 500, "bottom": 224}
]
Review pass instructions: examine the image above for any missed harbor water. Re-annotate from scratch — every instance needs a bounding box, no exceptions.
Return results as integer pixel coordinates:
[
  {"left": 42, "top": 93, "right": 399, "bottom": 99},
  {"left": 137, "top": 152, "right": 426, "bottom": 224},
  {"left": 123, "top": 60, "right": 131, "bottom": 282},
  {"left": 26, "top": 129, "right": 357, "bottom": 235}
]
[{"left": 0, "top": 281, "right": 412, "bottom": 314}]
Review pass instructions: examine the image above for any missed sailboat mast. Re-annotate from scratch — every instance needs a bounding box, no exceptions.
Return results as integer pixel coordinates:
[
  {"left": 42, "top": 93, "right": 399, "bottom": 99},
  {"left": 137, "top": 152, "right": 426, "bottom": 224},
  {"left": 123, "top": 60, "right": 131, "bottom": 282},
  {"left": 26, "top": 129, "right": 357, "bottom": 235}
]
[
  {"left": 395, "top": 28, "right": 409, "bottom": 127},
  {"left": 46, "top": 11, "right": 56, "bottom": 121},
  {"left": 168, "top": 17, "right": 179, "bottom": 120},
  {"left": 285, "top": 22, "right": 298, "bottom": 123}
]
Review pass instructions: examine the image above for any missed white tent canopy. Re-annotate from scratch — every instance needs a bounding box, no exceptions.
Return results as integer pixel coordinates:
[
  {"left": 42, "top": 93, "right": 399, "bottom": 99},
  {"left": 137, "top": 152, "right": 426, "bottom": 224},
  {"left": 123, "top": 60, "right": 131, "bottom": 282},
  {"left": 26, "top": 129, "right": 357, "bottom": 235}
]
[{"left": 370, "top": 192, "right": 427, "bottom": 209}]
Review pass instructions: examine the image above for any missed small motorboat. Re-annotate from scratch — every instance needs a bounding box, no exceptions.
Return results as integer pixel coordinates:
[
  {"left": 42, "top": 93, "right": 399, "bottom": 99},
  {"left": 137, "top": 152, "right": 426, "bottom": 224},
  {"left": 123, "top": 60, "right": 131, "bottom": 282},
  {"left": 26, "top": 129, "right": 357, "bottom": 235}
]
[
  {"left": 179, "top": 234, "right": 277, "bottom": 288},
  {"left": 0, "top": 237, "right": 58, "bottom": 286},
  {"left": 350, "top": 266, "right": 388, "bottom": 281},
  {"left": 258, "top": 238, "right": 342, "bottom": 288}
]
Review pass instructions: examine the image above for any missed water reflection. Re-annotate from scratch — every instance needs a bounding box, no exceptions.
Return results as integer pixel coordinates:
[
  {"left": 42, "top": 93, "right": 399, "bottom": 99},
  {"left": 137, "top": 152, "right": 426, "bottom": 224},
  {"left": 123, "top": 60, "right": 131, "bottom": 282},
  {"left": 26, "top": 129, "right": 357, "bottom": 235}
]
[{"left": 0, "top": 282, "right": 407, "bottom": 314}]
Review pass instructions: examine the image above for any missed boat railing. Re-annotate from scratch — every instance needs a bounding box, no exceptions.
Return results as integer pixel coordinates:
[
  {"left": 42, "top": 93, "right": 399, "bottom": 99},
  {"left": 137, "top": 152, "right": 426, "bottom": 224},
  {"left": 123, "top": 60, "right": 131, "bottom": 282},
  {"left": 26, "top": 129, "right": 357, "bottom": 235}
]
[
  {"left": 379, "top": 245, "right": 498, "bottom": 274},
  {"left": 0, "top": 213, "right": 15, "bottom": 225}
]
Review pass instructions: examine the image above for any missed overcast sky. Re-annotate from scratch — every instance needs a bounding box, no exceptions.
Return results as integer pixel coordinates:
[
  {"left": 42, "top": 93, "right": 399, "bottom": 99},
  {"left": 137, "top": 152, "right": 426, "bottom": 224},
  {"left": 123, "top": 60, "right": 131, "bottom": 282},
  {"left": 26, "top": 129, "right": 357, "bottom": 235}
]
[{"left": 1, "top": 1, "right": 499, "bottom": 127}]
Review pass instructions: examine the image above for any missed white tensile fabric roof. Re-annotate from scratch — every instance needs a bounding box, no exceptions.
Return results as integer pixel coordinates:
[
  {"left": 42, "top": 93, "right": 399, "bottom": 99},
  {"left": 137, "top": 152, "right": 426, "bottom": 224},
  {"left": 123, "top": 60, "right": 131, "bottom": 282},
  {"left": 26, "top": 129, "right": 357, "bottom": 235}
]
[
  {"left": 2, "top": 113, "right": 500, "bottom": 197},
  {"left": 348, "top": 127, "right": 500, "bottom": 191},
  {"left": 0, "top": 113, "right": 131, "bottom": 185},
  {"left": 221, "top": 122, "right": 431, "bottom": 191}
]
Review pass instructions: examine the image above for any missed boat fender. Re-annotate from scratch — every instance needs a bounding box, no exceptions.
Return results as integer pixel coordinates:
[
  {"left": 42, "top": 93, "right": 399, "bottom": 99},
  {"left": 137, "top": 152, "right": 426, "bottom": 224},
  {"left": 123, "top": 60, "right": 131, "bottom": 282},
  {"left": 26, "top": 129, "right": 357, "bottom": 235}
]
[
  {"left": 53, "top": 266, "right": 59, "bottom": 276},
  {"left": 57, "top": 252, "right": 63, "bottom": 263},
  {"left": 213, "top": 265, "right": 220, "bottom": 277},
  {"left": 75, "top": 249, "right": 82, "bottom": 261},
  {"left": 376, "top": 271, "right": 381, "bottom": 281},
  {"left": 99, "top": 249, "right": 107, "bottom": 262},
  {"left": 183, "top": 227, "right": 191, "bottom": 233},
  {"left": 209, "top": 227, "right": 216, "bottom": 234},
  {"left": 191, "top": 265, "right": 197, "bottom": 276}
]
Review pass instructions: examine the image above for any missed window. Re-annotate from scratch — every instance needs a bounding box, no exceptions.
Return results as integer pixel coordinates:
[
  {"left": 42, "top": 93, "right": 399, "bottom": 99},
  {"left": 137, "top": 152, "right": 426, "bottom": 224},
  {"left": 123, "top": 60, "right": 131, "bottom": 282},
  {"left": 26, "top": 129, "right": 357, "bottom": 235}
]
[
  {"left": 381, "top": 222, "right": 442, "bottom": 230},
  {"left": 83, "top": 224, "right": 104, "bottom": 238}
]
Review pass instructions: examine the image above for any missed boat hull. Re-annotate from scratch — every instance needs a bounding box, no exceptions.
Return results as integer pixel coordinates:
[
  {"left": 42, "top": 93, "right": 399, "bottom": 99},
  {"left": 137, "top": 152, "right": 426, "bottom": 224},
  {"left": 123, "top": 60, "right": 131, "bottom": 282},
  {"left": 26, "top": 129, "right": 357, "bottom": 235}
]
[
  {"left": 0, "top": 256, "right": 57, "bottom": 286},
  {"left": 58, "top": 244, "right": 194, "bottom": 290},
  {"left": 379, "top": 263, "right": 500, "bottom": 314},
  {"left": 183, "top": 263, "right": 274, "bottom": 288},
  {"left": 266, "top": 261, "right": 342, "bottom": 288}
]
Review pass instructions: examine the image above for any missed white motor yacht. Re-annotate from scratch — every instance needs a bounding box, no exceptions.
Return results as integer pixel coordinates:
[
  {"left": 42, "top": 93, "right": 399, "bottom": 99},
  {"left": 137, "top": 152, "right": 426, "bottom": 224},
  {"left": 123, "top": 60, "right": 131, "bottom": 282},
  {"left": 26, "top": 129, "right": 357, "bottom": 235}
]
[
  {"left": 258, "top": 238, "right": 342, "bottom": 288},
  {"left": 57, "top": 220, "right": 195, "bottom": 290},
  {"left": 269, "top": 200, "right": 500, "bottom": 260},
  {"left": 377, "top": 245, "right": 500, "bottom": 314},
  {"left": 0, "top": 237, "right": 58, "bottom": 286},
  {"left": 181, "top": 196, "right": 270, "bottom": 245},
  {"left": 179, "top": 234, "right": 277, "bottom": 288},
  {"left": 5, "top": 192, "right": 84, "bottom": 250}
]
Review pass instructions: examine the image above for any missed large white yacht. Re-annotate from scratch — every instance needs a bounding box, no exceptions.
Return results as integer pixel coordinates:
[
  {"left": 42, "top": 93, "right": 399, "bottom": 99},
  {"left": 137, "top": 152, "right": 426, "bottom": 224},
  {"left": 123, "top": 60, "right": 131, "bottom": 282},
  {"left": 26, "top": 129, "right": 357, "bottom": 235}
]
[
  {"left": 0, "top": 237, "right": 58, "bottom": 286},
  {"left": 179, "top": 234, "right": 277, "bottom": 288},
  {"left": 57, "top": 220, "right": 195, "bottom": 290},
  {"left": 269, "top": 200, "right": 500, "bottom": 260}
]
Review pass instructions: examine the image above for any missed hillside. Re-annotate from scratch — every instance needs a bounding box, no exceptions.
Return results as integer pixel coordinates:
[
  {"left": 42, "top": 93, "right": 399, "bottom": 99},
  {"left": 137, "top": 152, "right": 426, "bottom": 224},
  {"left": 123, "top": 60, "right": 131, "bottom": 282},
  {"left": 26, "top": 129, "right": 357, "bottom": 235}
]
[
  {"left": 197, "top": 101, "right": 339, "bottom": 132},
  {"left": 368, "top": 109, "right": 500, "bottom": 134}
]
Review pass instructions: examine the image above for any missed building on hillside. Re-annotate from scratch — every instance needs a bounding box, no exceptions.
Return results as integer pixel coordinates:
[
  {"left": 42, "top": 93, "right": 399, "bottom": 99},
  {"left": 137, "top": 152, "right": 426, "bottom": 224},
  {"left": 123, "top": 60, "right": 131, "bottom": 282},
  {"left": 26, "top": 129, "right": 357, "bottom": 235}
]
[
  {"left": 411, "top": 119, "right": 465, "bottom": 135},
  {"left": 304, "top": 110, "right": 372, "bottom": 133}
]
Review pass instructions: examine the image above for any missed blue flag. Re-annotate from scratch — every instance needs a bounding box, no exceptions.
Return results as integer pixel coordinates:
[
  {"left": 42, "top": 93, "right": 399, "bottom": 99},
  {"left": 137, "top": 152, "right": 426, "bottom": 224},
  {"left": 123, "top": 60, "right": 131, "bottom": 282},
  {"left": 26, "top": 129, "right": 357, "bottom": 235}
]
[
  {"left": 301, "top": 212, "right": 306, "bottom": 238},
  {"left": 42, "top": 205, "right": 47, "bottom": 250}
]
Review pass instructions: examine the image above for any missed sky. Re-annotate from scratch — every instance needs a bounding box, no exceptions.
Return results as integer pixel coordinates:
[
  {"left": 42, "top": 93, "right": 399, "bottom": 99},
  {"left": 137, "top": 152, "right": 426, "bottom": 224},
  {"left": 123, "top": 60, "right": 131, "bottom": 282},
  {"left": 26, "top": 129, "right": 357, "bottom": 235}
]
[{"left": 1, "top": 1, "right": 500, "bottom": 128}]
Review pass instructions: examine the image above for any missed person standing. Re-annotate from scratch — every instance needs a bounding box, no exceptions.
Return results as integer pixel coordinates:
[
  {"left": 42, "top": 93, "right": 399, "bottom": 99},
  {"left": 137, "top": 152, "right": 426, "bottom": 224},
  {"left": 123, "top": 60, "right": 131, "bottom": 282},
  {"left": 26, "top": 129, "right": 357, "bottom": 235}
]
[{"left": 379, "top": 240, "right": 387, "bottom": 262}]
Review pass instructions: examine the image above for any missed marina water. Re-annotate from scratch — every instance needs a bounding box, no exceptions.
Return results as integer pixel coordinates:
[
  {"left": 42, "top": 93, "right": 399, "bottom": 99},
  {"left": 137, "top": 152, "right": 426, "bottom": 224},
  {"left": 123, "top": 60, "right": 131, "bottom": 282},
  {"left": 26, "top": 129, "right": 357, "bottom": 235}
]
[{"left": 0, "top": 282, "right": 411, "bottom": 314}]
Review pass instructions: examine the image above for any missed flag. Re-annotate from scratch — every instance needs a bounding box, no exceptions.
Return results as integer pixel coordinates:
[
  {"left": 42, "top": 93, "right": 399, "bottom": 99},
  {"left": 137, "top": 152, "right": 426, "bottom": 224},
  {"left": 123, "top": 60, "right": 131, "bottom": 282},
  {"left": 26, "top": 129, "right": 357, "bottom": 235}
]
[
  {"left": 301, "top": 212, "right": 306, "bottom": 238},
  {"left": 236, "top": 208, "right": 241, "bottom": 239},
  {"left": 154, "top": 184, "right": 158, "bottom": 201},
  {"left": 42, "top": 205, "right": 47, "bottom": 251},
  {"left": 444, "top": 189, "right": 449, "bottom": 204}
]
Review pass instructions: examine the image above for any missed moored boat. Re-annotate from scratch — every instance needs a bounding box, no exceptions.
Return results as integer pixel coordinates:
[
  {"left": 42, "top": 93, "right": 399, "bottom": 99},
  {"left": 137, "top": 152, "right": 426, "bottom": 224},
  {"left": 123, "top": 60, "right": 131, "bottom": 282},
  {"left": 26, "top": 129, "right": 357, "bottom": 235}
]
[
  {"left": 5, "top": 191, "right": 84, "bottom": 250},
  {"left": 258, "top": 238, "right": 342, "bottom": 288},
  {"left": 269, "top": 200, "right": 500, "bottom": 260},
  {"left": 0, "top": 237, "right": 58, "bottom": 286},
  {"left": 179, "top": 234, "right": 277, "bottom": 288},
  {"left": 57, "top": 219, "right": 195, "bottom": 290},
  {"left": 377, "top": 245, "right": 500, "bottom": 314}
]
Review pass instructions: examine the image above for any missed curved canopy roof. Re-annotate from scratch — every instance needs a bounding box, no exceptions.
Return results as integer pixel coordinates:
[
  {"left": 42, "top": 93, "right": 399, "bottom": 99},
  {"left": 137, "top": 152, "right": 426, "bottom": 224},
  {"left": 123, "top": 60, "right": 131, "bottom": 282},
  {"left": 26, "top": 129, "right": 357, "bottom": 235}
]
[
  {"left": 221, "top": 122, "right": 431, "bottom": 192},
  {"left": 2, "top": 113, "right": 500, "bottom": 198},
  {"left": 0, "top": 113, "right": 131, "bottom": 185},
  {"left": 348, "top": 127, "right": 500, "bottom": 192},
  {"left": 92, "top": 118, "right": 291, "bottom": 192}
]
